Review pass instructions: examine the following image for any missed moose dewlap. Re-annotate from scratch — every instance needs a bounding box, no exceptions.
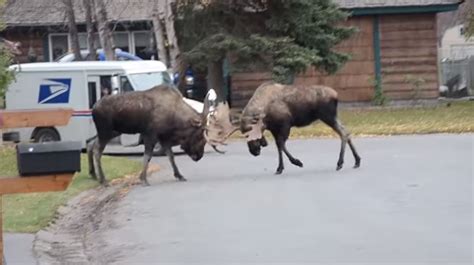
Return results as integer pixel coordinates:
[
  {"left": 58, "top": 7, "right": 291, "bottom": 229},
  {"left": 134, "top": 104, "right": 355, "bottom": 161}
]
[{"left": 16, "top": 141, "right": 81, "bottom": 176}]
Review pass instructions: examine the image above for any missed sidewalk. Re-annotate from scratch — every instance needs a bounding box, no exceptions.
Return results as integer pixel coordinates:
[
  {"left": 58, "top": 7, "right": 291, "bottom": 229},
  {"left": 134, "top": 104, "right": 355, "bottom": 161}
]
[{"left": 4, "top": 233, "right": 36, "bottom": 265}]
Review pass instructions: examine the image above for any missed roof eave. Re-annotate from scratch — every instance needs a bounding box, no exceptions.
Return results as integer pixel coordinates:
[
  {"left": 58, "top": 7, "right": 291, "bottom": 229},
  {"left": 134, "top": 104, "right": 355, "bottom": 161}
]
[
  {"left": 4, "top": 19, "right": 151, "bottom": 28},
  {"left": 346, "top": 3, "right": 461, "bottom": 16}
]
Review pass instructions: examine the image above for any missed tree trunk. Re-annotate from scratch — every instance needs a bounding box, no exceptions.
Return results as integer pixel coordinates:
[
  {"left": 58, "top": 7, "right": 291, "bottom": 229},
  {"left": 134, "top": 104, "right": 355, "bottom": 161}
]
[
  {"left": 94, "top": 0, "right": 115, "bottom": 60},
  {"left": 208, "top": 58, "right": 225, "bottom": 102},
  {"left": 83, "top": 0, "right": 97, "bottom": 60},
  {"left": 152, "top": 1, "right": 168, "bottom": 66},
  {"left": 164, "top": 0, "right": 180, "bottom": 71},
  {"left": 62, "top": 0, "right": 82, "bottom": 61},
  {"left": 175, "top": 56, "right": 188, "bottom": 94}
]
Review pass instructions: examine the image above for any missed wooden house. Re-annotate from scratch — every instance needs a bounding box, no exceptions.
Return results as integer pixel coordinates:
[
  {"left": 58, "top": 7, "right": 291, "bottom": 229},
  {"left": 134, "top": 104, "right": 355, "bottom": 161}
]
[
  {"left": 0, "top": 0, "right": 156, "bottom": 62},
  {"left": 0, "top": 0, "right": 463, "bottom": 105},
  {"left": 230, "top": 0, "right": 463, "bottom": 107}
]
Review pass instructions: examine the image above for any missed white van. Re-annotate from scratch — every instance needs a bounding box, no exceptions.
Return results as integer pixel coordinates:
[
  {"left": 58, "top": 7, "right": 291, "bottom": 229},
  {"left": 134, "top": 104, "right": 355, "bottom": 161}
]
[{"left": 4, "top": 61, "right": 201, "bottom": 149}]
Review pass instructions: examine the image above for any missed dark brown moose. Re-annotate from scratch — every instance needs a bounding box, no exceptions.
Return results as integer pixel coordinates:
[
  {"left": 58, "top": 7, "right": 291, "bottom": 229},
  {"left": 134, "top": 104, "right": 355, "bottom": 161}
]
[
  {"left": 87, "top": 84, "right": 235, "bottom": 186},
  {"left": 239, "top": 81, "right": 361, "bottom": 174}
]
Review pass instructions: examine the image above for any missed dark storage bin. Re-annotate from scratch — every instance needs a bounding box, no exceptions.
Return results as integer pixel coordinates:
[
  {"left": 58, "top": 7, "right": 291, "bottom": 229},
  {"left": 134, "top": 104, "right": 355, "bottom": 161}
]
[
  {"left": 2, "top": 131, "right": 20, "bottom": 142},
  {"left": 16, "top": 141, "right": 81, "bottom": 176}
]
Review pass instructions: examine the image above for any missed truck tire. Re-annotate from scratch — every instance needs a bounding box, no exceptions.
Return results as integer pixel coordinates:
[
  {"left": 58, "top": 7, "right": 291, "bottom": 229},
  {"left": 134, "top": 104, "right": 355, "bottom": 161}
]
[{"left": 33, "top": 128, "right": 60, "bottom": 143}]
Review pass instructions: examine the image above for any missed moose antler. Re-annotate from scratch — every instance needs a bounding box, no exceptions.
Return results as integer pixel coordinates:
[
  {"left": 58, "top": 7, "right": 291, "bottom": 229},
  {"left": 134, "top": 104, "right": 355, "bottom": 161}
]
[
  {"left": 241, "top": 112, "right": 265, "bottom": 141},
  {"left": 244, "top": 118, "right": 265, "bottom": 141},
  {"left": 204, "top": 101, "right": 239, "bottom": 147}
]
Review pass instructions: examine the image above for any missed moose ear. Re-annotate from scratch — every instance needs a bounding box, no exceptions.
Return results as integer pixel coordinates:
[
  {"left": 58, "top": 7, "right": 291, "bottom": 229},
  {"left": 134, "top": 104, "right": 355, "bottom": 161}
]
[{"left": 190, "top": 118, "right": 202, "bottom": 127}]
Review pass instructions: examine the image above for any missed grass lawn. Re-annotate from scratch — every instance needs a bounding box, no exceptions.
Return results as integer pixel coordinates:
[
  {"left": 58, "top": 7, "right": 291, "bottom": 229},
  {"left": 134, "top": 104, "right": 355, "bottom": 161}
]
[
  {"left": 0, "top": 147, "right": 141, "bottom": 233},
  {"left": 233, "top": 101, "right": 474, "bottom": 139}
]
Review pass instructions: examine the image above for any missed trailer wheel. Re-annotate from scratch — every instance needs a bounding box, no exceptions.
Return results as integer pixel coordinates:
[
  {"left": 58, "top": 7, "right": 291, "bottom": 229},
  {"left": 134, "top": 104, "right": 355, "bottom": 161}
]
[{"left": 33, "top": 128, "right": 60, "bottom": 143}]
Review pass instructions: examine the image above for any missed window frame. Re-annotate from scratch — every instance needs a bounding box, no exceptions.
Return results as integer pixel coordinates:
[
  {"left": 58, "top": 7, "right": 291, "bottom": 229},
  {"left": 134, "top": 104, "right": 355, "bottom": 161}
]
[
  {"left": 113, "top": 31, "right": 132, "bottom": 52},
  {"left": 132, "top": 30, "right": 152, "bottom": 56},
  {"left": 48, "top": 33, "right": 71, "bottom": 62}
]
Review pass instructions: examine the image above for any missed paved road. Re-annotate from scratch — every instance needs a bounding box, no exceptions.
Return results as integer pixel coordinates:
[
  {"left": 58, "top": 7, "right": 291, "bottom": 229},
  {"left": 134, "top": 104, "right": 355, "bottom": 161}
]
[
  {"left": 4, "top": 233, "right": 36, "bottom": 265},
  {"left": 97, "top": 134, "right": 473, "bottom": 264}
]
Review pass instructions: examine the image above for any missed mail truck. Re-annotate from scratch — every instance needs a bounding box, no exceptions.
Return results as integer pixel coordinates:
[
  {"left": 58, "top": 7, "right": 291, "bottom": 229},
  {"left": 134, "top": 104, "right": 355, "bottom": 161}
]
[{"left": 4, "top": 61, "right": 189, "bottom": 148}]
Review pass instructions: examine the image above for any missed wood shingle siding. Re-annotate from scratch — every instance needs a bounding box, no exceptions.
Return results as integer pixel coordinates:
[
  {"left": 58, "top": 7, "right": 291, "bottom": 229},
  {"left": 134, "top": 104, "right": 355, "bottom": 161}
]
[
  {"left": 231, "top": 72, "right": 272, "bottom": 109},
  {"left": 379, "top": 13, "right": 439, "bottom": 100},
  {"left": 230, "top": 16, "right": 377, "bottom": 108}
]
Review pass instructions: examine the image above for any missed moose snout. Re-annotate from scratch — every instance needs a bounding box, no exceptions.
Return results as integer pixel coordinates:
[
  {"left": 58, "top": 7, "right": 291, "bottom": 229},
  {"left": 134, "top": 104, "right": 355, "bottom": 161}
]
[
  {"left": 247, "top": 140, "right": 261, "bottom": 156},
  {"left": 191, "top": 153, "right": 203, "bottom": 161}
]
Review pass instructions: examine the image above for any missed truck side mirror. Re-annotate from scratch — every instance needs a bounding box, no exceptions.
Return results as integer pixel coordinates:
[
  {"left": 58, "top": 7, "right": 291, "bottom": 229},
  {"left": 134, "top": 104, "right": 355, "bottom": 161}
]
[{"left": 111, "top": 75, "right": 120, "bottom": 94}]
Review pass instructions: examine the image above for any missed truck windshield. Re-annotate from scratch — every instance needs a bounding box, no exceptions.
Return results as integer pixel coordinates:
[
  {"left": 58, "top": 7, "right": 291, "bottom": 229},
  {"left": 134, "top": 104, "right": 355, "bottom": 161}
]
[{"left": 128, "top": 72, "right": 171, "bottom": 91}]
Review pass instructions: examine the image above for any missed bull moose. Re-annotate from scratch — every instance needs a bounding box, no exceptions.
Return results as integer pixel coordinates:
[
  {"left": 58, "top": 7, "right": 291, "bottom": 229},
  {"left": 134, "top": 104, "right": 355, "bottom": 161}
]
[
  {"left": 87, "top": 84, "right": 235, "bottom": 186},
  {"left": 239, "top": 81, "right": 361, "bottom": 174}
]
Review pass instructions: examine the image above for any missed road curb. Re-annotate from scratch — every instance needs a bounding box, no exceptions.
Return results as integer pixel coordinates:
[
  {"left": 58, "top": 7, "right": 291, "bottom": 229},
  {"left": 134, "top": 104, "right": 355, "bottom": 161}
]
[{"left": 33, "top": 164, "right": 160, "bottom": 264}]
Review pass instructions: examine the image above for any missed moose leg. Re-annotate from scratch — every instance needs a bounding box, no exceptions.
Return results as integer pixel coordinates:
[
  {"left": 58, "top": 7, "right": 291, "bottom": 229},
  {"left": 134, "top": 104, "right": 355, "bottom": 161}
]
[
  {"left": 87, "top": 137, "right": 97, "bottom": 180},
  {"left": 92, "top": 131, "right": 120, "bottom": 186},
  {"left": 323, "top": 118, "right": 349, "bottom": 170},
  {"left": 92, "top": 138, "right": 109, "bottom": 186},
  {"left": 333, "top": 119, "right": 361, "bottom": 169},
  {"left": 270, "top": 130, "right": 285, "bottom": 174},
  {"left": 271, "top": 125, "right": 302, "bottom": 174},
  {"left": 282, "top": 144, "right": 303, "bottom": 168},
  {"left": 165, "top": 146, "right": 187, "bottom": 181},
  {"left": 348, "top": 137, "right": 361, "bottom": 168},
  {"left": 140, "top": 136, "right": 158, "bottom": 186}
]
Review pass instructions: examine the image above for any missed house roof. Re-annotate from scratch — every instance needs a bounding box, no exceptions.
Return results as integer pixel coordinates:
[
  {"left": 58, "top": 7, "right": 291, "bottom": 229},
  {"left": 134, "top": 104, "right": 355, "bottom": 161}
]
[
  {"left": 0, "top": 0, "right": 464, "bottom": 27},
  {"left": 336, "top": 0, "right": 462, "bottom": 9},
  {"left": 1, "top": 0, "right": 155, "bottom": 27}
]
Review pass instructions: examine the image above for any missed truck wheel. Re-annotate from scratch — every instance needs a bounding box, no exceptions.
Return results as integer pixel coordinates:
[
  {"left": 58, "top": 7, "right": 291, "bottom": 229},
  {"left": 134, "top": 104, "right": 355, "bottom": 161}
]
[{"left": 33, "top": 128, "right": 60, "bottom": 143}]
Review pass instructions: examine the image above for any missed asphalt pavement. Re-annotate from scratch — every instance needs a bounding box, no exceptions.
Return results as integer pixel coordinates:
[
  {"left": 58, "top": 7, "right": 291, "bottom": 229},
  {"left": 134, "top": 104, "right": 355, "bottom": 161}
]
[
  {"left": 4, "top": 233, "right": 35, "bottom": 265},
  {"left": 92, "top": 134, "right": 473, "bottom": 264}
]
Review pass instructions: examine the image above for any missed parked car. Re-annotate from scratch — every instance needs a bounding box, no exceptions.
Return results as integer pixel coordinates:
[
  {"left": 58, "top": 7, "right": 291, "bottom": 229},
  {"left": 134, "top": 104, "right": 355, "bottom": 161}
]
[{"left": 55, "top": 48, "right": 142, "bottom": 62}]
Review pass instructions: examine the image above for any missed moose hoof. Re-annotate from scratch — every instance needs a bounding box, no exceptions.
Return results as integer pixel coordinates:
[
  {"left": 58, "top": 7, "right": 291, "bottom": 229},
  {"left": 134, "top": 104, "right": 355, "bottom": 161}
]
[
  {"left": 291, "top": 159, "right": 303, "bottom": 168},
  {"left": 176, "top": 175, "right": 187, "bottom": 182},
  {"left": 336, "top": 162, "right": 343, "bottom": 171},
  {"left": 354, "top": 159, "right": 361, "bottom": 169},
  {"left": 100, "top": 181, "right": 109, "bottom": 187},
  {"left": 275, "top": 168, "right": 284, "bottom": 175},
  {"left": 141, "top": 180, "right": 151, "bottom": 187}
]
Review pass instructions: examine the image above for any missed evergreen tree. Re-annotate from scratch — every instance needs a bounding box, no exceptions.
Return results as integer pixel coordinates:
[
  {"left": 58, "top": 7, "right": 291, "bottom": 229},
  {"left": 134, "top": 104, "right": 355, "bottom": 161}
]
[
  {"left": 467, "top": 12, "right": 474, "bottom": 38},
  {"left": 0, "top": 50, "right": 13, "bottom": 108},
  {"left": 175, "top": 0, "right": 354, "bottom": 100},
  {"left": 0, "top": 0, "right": 14, "bottom": 108}
]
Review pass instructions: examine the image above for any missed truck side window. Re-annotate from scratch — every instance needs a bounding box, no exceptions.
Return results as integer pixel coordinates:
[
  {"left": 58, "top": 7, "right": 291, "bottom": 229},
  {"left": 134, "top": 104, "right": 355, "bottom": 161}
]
[
  {"left": 88, "top": 82, "right": 97, "bottom": 109},
  {"left": 120, "top": 76, "right": 134, "bottom": 93},
  {"left": 100, "top": 76, "right": 112, "bottom": 97}
]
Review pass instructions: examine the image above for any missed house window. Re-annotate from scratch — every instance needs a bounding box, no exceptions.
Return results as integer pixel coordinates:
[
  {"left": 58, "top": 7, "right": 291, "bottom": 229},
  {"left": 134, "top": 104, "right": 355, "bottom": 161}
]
[
  {"left": 78, "top": 33, "right": 102, "bottom": 51},
  {"left": 49, "top": 34, "right": 70, "bottom": 61},
  {"left": 133, "top": 31, "right": 155, "bottom": 59},
  {"left": 78, "top": 34, "right": 88, "bottom": 50},
  {"left": 113, "top": 32, "right": 130, "bottom": 52}
]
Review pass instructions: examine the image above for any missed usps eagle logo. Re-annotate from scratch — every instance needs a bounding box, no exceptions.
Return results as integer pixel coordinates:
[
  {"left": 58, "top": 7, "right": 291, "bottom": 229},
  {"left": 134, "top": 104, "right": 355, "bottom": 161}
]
[{"left": 38, "top": 78, "right": 72, "bottom": 104}]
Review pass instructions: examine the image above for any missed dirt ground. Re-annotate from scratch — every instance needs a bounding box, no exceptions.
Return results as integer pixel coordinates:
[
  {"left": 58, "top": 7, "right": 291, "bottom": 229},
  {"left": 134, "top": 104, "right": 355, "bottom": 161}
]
[{"left": 33, "top": 165, "right": 159, "bottom": 265}]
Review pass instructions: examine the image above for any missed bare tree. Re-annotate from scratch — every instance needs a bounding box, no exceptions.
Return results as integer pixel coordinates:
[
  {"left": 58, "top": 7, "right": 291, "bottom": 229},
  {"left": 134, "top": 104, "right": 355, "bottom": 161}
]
[
  {"left": 164, "top": 0, "right": 180, "bottom": 70},
  {"left": 94, "top": 0, "right": 115, "bottom": 60},
  {"left": 62, "top": 0, "right": 82, "bottom": 60},
  {"left": 208, "top": 58, "right": 225, "bottom": 101},
  {"left": 83, "top": 0, "right": 97, "bottom": 60},
  {"left": 152, "top": 1, "right": 168, "bottom": 66}
]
